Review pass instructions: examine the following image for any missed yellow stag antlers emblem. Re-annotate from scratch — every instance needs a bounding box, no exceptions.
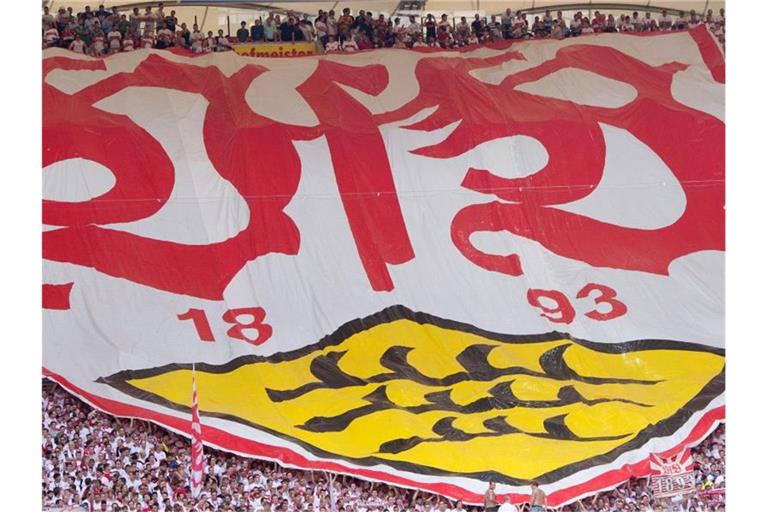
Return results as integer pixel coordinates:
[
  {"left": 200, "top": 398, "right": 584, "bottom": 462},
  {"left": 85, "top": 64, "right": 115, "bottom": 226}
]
[{"left": 100, "top": 306, "right": 724, "bottom": 484}]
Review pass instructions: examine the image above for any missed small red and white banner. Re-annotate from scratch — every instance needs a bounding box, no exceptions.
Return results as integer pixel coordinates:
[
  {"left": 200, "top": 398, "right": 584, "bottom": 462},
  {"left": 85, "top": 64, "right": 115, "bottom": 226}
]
[
  {"left": 190, "top": 366, "right": 204, "bottom": 498},
  {"left": 649, "top": 449, "right": 695, "bottom": 498}
]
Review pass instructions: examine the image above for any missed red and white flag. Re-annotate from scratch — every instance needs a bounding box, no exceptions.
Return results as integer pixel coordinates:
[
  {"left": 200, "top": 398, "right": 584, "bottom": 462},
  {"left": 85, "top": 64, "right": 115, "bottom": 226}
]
[
  {"left": 649, "top": 449, "right": 695, "bottom": 498},
  {"left": 190, "top": 365, "right": 204, "bottom": 498}
]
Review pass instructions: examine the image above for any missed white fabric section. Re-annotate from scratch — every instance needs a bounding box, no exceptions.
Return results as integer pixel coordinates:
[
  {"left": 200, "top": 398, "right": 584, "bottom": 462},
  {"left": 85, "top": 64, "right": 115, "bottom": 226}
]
[
  {"left": 671, "top": 65, "right": 725, "bottom": 121},
  {"left": 469, "top": 58, "right": 539, "bottom": 85},
  {"left": 44, "top": 50, "right": 150, "bottom": 95},
  {"left": 44, "top": 48, "right": 253, "bottom": 96},
  {"left": 329, "top": 46, "right": 509, "bottom": 115},
  {"left": 471, "top": 32, "right": 710, "bottom": 86},
  {"left": 460, "top": 135, "right": 548, "bottom": 180},
  {"left": 514, "top": 68, "right": 637, "bottom": 108},
  {"left": 334, "top": 51, "right": 424, "bottom": 115},
  {"left": 42, "top": 158, "right": 116, "bottom": 203},
  {"left": 555, "top": 123, "right": 686, "bottom": 229},
  {"left": 245, "top": 59, "right": 319, "bottom": 126}
]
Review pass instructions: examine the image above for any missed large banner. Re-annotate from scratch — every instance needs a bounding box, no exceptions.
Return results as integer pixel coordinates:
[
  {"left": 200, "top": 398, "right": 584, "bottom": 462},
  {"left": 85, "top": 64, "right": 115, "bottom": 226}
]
[{"left": 42, "top": 26, "right": 725, "bottom": 507}]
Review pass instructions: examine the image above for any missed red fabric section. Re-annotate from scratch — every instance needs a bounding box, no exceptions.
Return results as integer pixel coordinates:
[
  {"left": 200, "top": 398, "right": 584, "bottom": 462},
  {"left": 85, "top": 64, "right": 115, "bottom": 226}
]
[
  {"left": 689, "top": 25, "right": 725, "bottom": 83},
  {"left": 376, "top": 42, "right": 723, "bottom": 279},
  {"left": 42, "top": 283, "right": 73, "bottom": 310},
  {"left": 43, "top": 56, "right": 301, "bottom": 300},
  {"left": 43, "top": 29, "right": 723, "bottom": 297},
  {"left": 298, "top": 61, "right": 415, "bottom": 291}
]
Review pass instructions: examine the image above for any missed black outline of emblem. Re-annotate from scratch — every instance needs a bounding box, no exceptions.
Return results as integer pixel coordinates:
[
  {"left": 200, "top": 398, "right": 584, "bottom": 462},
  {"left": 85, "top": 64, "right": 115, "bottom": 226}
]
[{"left": 98, "top": 305, "right": 725, "bottom": 485}]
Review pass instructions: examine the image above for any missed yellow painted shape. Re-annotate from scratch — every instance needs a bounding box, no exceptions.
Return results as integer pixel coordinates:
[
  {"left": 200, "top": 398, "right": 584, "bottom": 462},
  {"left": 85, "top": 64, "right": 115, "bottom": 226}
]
[{"left": 120, "top": 317, "right": 724, "bottom": 481}]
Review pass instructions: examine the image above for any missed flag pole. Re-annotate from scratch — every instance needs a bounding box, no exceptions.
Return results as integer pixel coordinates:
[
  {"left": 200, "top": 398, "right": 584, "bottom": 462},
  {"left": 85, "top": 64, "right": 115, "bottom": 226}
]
[{"left": 190, "top": 363, "right": 204, "bottom": 499}]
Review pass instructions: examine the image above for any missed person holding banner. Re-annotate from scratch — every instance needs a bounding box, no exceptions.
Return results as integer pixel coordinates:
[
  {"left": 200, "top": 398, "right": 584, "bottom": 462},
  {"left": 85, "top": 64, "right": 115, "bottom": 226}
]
[
  {"left": 484, "top": 482, "right": 499, "bottom": 512},
  {"left": 529, "top": 482, "right": 547, "bottom": 512}
]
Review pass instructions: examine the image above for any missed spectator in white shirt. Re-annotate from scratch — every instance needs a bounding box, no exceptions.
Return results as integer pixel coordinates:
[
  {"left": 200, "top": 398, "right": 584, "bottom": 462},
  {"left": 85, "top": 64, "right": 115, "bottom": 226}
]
[
  {"left": 498, "top": 496, "right": 519, "bottom": 512},
  {"left": 659, "top": 9, "right": 673, "bottom": 30},
  {"left": 688, "top": 9, "right": 701, "bottom": 26},
  {"left": 141, "top": 28, "right": 155, "bottom": 49},
  {"left": 715, "top": 8, "right": 725, "bottom": 25},
  {"left": 325, "top": 34, "right": 341, "bottom": 52},
  {"left": 643, "top": 12, "right": 658, "bottom": 31},
  {"left": 44, "top": 23, "right": 60, "bottom": 48},
  {"left": 107, "top": 28, "right": 122, "bottom": 53},
  {"left": 189, "top": 24, "right": 204, "bottom": 53},
  {"left": 327, "top": 10, "right": 338, "bottom": 40},
  {"left": 143, "top": 6, "right": 156, "bottom": 33},
  {"left": 407, "top": 15, "right": 422, "bottom": 42},
  {"left": 42, "top": 6, "right": 55, "bottom": 31},
  {"left": 342, "top": 36, "right": 359, "bottom": 52},
  {"left": 215, "top": 29, "right": 232, "bottom": 51}
]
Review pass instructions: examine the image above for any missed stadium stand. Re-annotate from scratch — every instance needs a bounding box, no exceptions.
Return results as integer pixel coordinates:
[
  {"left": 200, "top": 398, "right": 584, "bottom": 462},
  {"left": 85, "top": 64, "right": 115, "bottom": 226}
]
[{"left": 43, "top": 384, "right": 725, "bottom": 511}]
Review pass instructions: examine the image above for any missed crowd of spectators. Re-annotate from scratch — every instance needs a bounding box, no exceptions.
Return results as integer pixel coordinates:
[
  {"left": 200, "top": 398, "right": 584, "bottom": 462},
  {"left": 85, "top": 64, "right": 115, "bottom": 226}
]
[
  {"left": 42, "top": 3, "right": 726, "bottom": 56},
  {"left": 42, "top": 384, "right": 725, "bottom": 512}
]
